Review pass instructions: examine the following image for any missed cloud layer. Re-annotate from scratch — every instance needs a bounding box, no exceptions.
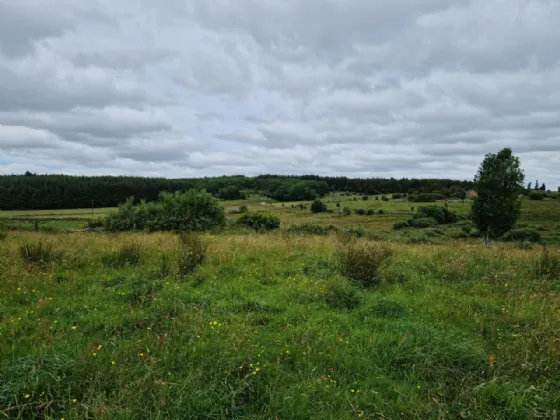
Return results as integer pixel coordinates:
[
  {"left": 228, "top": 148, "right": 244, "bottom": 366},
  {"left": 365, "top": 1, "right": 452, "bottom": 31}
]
[{"left": 1, "top": 0, "right": 559, "bottom": 188}]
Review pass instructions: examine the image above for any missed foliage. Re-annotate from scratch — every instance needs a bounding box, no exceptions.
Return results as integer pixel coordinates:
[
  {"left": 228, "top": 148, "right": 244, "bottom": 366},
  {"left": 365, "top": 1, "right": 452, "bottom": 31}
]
[
  {"left": 393, "top": 221, "right": 409, "bottom": 230},
  {"left": 529, "top": 191, "right": 546, "bottom": 201},
  {"left": 366, "top": 209, "right": 375, "bottom": 215},
  {"left": 354, "top": 208, "right": 366, "bottom": 215},
  {"left": 392, "top": 193, "right": 403, "bottom": 199},
  {"left": 19, "top": 242, "right": 60, "bottom": 266},
  {"left": 381, "top": 195, "right": 390, "bottom": 201},
  {"left": 362, "top": 195, "right": 369, "bottom": 201},
  {"left": 471, "top": 148, "right": 525, "bottom": 242},
  {"left": 377, "top": 209, "right": 385, "bottom": 215},
  {"left": 238, "top": 204, "right": 249, "bottom": 213},
  {"left": 408, "top": 192, "right": 446, "bottom": 202},
  {"left": 236, "top": 212, "right": 280, "bottom": 231},
  {"left": 101, "top": 243, "right": 142, "bottom": 268},
  {"left": 338, "top": 240, "right": 392, "bottom": 287},
  {"left": 218, "top": 186, "right": 244, "bottom": 200},
  {"left": 177, "top": 233, "right": 208, "bottom": 276},
  {"left": 323, "top": 278, "right": 362, "bottom": 310},
  {"left": 287, "top": 223, "right": 339, "bottom": 236},
  {"left": 502, "top": 229, "right": 541, "bottom": 243},
  {"left": 413, "top": 205, "right": 458, "bottom": 225},
  {"left": 105, "top": 190, "right": 225, "bottom": 232},
  {"left": 408, "top": 217, "right": 439, "bottom": 228},
  {"left": 310, "top": 199, "right": 328, "bottom": 214},
  {"left": 533, "top": 247, "right": 559, "bottom": 280},
  {"left": 342, "top": 207, "right": 352, "bottom": 216}
]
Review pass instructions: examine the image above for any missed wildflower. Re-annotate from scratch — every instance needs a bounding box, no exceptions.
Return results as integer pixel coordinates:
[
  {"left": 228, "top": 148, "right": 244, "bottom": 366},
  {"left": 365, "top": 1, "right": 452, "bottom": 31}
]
[
  {"left": 255, "top": 367, "right": 260, "bottom": 372},
  {"left": 25, "top": 394, "right": 30, "bottom": 398},
  {"left": 73, "top": 399, "right": 77, "bottom": 403},
  {"left": 139, "top": 353, "right": 145, "bottom": 357},
  {"left": 97, "top": 345, "right": 102, "bottom": 350},
  {"left": 92, "top": 353, "right": 97, "bottom": 357},
  {"left": 71, "top": 326, "right": 77, "bottom": 330},
  {"left": 351, "top": 389, "right": 355, "bottom": 393},
  {"left": 112, "top": 361, "right": 116, "bottom": 365}
]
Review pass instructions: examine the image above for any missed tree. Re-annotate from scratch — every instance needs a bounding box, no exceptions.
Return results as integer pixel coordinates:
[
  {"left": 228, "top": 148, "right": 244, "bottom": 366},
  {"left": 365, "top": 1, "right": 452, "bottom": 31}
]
[
  {"left": 540, "top": 183, "right": 546, "bottom": 191},
  {"left": 218, "top": 186, "right": 244, "bottom": 200},
  {"left": 535, "top": 180, "right": 540, "bottom": 190},
  {"left": 311, "top": 199, "right": 327, "bottom": 214},
  {"left": 527, "top": 181, "right": 532, "bottom": 190},
  {"left": 471, "top": 148, "right": 525, "bottom": 245}
]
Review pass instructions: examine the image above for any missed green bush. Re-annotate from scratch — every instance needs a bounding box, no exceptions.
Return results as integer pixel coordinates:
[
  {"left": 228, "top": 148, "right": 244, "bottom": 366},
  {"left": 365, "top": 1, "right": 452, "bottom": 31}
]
[
  {"left": 287, "top": 223, "right": 339, "bottom": 236},
  {"left": 344, "top": 227, "right": 369, "bottom": 238},
  {"left": 19, "top": 242, "right": 60, "bottom": 266},
  {"left": 378, "top": 209, "right": 385, "bottom": 215},
  {"left": 529, "top": 191, "right": 546, "bottom": 201},
  {"left": 178, "top": 233, "right": 208, "bottom": 276},
  {"left": 408, "top": 193, "right": 446, "bottom": 202},
  {"left": 101, "top": 243, "right": 141, "bottom": 268},
  {"left": 355, "top": 208, "right": 366, "bottom": 215},
  {"left": 105, "top": 190, "right": 225, "bottom": 232},
  {"left": 239, "top": 204, "right": 249, "bottom": 213},
  {"left": 218, "top": 186, "right": 244, "bottom": 200},
  {"left": 338, "top": 241, "right": 392, "bottom": 287},
  {"left": 311, "top": 199, "right": 328, "bottom": 214},
  {"left": 236, "top": 212, "right": 280, "bottom": 231},
  {"left": 323, "top": 279, "right": 362, "bottom": 310},
  {"left": 366, "top": 209, "right": 375, "bottom": 216},
  {"left": 342, "top": 207, "right": 352, "bottom": 216},
  {"left": 87, "top": 219, "right": 104, "bottom": 229},
  {"left": 381, "top": 195, "right": 390, "bottom": 201},
  {"left": 362, "top": 195, "right": 369, "bottom": 201},
  {"left": 393, "top": 221, "right": 409, "bottom": 230},
  {"left": 392, "top": 193, "right": 403, "bottom": 199},
  {"left": 534, "top": 247, "right": 559, "bottom": 280},
  {"left": 502, "top": 228, "right": 541, "bottom": 243},
  {"left": 414, "top": 206, "right": 457, "bottom": 224},
  {"left": 408, "top": 217, "right": 439, "bottom": 228}
]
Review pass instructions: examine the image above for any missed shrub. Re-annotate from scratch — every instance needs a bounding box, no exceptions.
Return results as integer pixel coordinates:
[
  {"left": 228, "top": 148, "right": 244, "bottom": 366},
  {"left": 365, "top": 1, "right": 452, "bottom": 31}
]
[
  {"left": 362, "top": 195, "right": 369, "bottom": 201},
  {"left": 287, "top": 223, "right": 339, "bottom": 236},
  {"left": 335, "top": 202, "right": 341, "bottom": 208},
  {"left": 0, "top": 231, "right": 7, "bottom": 241},
  {"left": 534, "top": 247, "right": 559, "bottom": 280},
  {"left": 344, "top": 227, "right": 369, "bottom": 238},
  {"left": 529, "top": 191, "right": 546, "bottom": 201},
  {"left": 366, "top": 209, "right": 375, "bottom": 216},
  {"left": 218, "top": 186, "right": 244, "bottom": 200},
  {"left": 323, "top": 279, "right": 362, "bottom": 310},
  {"left": 392, "top": 193, "right": 403, "bottom": 199},
  {"left": 87, "top": 219, "right": 104, "bottom": 229},
  {"left": 338, "top": 241, "right": 392, "bottom": 287},
  {"left": 355, "top": 208, "right": 366, "bottom": 216},
  {"left": 105, "top": 190, "right": 225, "bottom": 232},
  {"left": 239, "top": 204, "right": 249, "bottom": 213},
  {"left": 377, "top": 209, "right": 385, "bottom": 215},
  {"left": 414, "top": 206, "right": 457, "bottom": 224},
  {"left": 381, "top": 195, "right": 390, "bottom": 201},
  {"left": 375, "top": 196, "right": 379, "bottom": 201},
  {"left": 19, "top": 242, "right": 60, "bottom": 266},
  {"left": 342, "top": 207, "right": 352, "bottom": 216},
  {"left": 408, "top": 193, "right": 446, "bottom": 202},
  {"left": 178, "top": 233, "right": 208, "bottom": 276},
  {"left": 236, "top": 212, "right": 280, "bottom": 231},
  {"left": 502, "top": 228, "right": 541, "bottom": 243},
  {"left": 393, "top": 221, "right": 409, "bottom": 230},
  {"left": 408, "top": 217, "right": 439, "bottom": 228},
  {"left": 311, "top": 199, "right": 328, "bottom": 214},
  {"left": 101, "top": 243, "right": 141, "bottom": 268}
]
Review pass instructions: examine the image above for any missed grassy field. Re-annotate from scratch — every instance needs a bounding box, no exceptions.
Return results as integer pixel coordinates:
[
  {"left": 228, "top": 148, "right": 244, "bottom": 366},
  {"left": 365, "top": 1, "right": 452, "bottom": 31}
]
[{"left": 1, "top": 196, "right": 559, "bottom": 418}]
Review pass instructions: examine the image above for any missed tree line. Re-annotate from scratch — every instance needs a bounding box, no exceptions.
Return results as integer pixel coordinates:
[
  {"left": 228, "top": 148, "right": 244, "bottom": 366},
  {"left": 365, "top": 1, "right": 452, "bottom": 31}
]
[{"left": 0, "top": 173, "right": 473, "bottom": 210}]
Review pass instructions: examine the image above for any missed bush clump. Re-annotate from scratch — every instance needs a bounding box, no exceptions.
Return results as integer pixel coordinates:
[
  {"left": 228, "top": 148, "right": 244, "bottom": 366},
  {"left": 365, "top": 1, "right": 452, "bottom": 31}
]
[
  {"left": 287, "top": 223, "right": 339, "bottom": 236},
  {"left": 19, "top": 242, "right": 60, "bottom": 266},
  {"left": 393, "top": 221, "right": 409, "bottom": 230},
  {"left": 362, "top": 195, "right": 369, "bottom": 201},
  {"left": 236, "top": 212, "right": 280, "bottom": 231},
  {"left": 105, "top": 190, "right": 225, "bottom": 232},
  {"left": 366, "top": 209, "right": 375, "bottom": 216},
  {"left": 534, "top": 247, "right": 559, "bottom": 280},
  {"left": 101, "top": 243, "right": 142, "bottom": 268},
  {"left": 529, "top": 191, "right": 546, "bottom": 201},
  {"left": 392, "top": 193, "right": 404, "bottom": 199},
  {"left": 414, "top": 205, "right": 458, "bottom": 224},
  {"left": 178, "top": 232, "right": 208, "bottom": 276},
  {"left": 355, "top": 208, "right": 366, "bottom": 216},
  {"left": 311, "top": 199, "right": 328, "bottom": 214},
  {"left": 323, "top": 279, "right": 362, "bottom": 310},
  {"left": 338, "top": 241, "right": 392, "bottom": 287},
  {"left": 408, "top": 217, "right": 439, "bottom": 228},
  {"left": 502, "top": 228, "right": 541, "bottom": 243}
]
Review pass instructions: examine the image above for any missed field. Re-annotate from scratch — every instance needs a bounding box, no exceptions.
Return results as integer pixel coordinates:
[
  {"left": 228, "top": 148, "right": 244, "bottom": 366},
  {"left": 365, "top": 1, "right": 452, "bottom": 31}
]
[{"left": 1, "top": 196, "right": 559, "bottom": 419}]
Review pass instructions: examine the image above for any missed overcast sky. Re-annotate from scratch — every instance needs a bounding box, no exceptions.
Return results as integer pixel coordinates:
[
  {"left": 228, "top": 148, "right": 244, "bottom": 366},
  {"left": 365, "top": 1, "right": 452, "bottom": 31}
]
[{"left": 1, "top": 0, "right": 559, "bottom": 188}]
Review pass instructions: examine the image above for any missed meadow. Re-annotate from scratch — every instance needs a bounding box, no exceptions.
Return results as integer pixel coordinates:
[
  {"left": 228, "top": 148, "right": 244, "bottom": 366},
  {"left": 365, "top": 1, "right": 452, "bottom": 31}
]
[{"left": 1, "top": 195, "right": 559, "bottom": 419}]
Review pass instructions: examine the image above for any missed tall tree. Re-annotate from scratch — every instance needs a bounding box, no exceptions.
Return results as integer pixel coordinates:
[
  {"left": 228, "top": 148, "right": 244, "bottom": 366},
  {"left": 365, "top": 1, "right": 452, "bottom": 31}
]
[
  {"left": 535, "top": 180, "right": 540, "bottom": 190},
  {"left": 471, "top": 148, "right": 525, "bottom": 245},
  {"left": 540, "top": 183, "right": 546, "bottom": 191},
  {"left": 527, "top": 181, "right": 532, "bottom": 190}
]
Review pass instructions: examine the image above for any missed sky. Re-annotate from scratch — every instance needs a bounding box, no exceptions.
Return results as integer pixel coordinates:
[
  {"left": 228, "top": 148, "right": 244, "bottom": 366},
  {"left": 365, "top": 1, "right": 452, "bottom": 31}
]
[{"left": 0, "top": 0, "right": 559, "bottom": 189}]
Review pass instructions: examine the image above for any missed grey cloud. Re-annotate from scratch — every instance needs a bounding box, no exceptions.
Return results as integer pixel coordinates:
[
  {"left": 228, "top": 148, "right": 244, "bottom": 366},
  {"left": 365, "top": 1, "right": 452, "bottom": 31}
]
[{"left": 0, "top": 0, "right": 559, "bottom": 188}]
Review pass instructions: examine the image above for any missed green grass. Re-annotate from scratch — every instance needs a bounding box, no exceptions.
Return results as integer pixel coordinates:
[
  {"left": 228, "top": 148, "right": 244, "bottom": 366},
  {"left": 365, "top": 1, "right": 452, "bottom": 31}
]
[{"left": 1, "top": 232, "right": 559, "bottom": 419}]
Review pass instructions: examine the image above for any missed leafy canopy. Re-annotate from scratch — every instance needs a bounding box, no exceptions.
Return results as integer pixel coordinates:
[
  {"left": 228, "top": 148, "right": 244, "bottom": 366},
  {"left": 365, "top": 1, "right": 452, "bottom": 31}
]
[{"left": 471, "top": 148, "right": 524, "bottom": 240}]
